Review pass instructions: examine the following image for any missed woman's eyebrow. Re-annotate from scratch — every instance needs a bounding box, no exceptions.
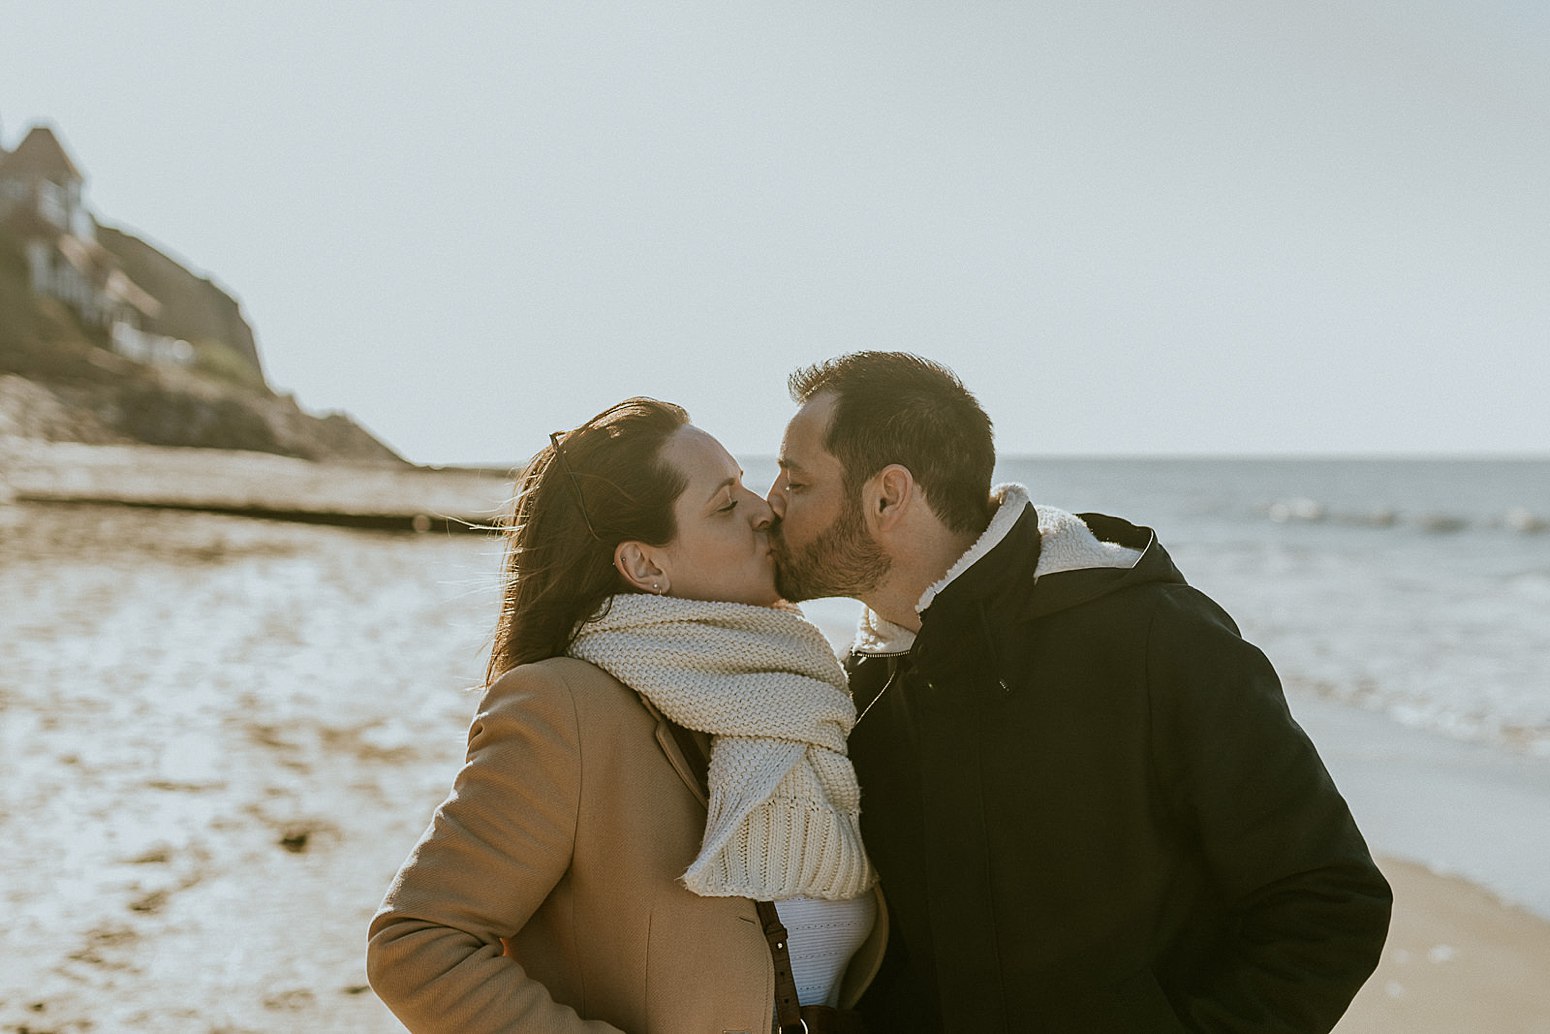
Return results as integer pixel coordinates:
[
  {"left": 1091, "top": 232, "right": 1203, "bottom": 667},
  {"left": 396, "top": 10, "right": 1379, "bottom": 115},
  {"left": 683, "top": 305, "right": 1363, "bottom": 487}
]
[{"left": 703, "top": 476, "right": 737, "bottom": 504}]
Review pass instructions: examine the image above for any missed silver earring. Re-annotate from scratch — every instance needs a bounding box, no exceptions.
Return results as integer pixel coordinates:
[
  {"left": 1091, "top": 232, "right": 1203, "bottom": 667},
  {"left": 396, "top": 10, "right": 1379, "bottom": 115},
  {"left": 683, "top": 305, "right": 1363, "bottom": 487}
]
[{"left": 651, "top": 582, "right": 661, "bottom": 593}]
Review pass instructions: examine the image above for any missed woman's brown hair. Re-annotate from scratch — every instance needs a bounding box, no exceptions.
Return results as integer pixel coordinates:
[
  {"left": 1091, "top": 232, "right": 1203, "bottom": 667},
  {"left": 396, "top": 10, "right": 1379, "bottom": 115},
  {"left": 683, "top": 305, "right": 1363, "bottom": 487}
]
[{"left": 486, "top": 397, "right": 689, "bottom": 681}]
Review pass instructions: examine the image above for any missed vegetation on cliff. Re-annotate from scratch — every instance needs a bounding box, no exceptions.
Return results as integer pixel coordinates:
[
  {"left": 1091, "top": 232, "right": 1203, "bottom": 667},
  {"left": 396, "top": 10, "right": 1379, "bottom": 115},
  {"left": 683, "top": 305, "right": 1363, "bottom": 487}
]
[
  {"left": 0, "top": 222, "right": 401, "bottom": 464},
  {"left": 0, "top": 124, "right": 403, "bottom": 465}
]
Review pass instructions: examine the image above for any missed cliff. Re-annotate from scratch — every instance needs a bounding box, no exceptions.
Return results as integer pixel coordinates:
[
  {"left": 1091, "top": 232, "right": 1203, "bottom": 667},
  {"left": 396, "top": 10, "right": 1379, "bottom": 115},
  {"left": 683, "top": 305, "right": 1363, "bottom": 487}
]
[
  {"left": 0, "top": 229, "right": 402, "bottom": 463},
  {"left": 95, "top": 224, "right": 267, "bottom": 388},
  {"left": 0, "top": 128, "right": 403, "bottom": 465}
]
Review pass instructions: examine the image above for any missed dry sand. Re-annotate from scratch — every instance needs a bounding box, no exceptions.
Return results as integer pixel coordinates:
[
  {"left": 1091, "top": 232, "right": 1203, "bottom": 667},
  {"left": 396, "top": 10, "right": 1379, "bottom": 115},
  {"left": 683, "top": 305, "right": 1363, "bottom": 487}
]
[
  {"left": 1344, "top": 859, "right": 1550, "bottom": 1033},
  {"left": 2, "top": 455, "right": 1547, "bottom": 1032}
]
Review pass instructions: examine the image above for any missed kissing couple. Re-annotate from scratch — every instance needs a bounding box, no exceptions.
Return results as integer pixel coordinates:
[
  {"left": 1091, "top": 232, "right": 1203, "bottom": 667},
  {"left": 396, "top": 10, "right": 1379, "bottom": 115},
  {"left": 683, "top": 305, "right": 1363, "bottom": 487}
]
[{"left": 369, "top": 352, "right": 1391, "bottom": 1033}]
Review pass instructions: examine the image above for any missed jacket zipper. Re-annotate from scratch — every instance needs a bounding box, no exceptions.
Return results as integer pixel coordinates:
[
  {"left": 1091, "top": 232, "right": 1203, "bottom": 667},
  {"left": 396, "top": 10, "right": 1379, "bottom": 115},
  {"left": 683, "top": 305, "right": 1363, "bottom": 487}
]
[{"left": 855, "top": 655, "right": 904, "bottom": 726}]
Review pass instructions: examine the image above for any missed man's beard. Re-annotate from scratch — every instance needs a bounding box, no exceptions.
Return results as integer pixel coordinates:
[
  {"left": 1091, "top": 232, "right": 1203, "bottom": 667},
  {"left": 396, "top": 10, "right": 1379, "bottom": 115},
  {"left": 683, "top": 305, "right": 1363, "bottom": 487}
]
[{"left": 774, "top": 495, "right": 891, "bottom": 602}]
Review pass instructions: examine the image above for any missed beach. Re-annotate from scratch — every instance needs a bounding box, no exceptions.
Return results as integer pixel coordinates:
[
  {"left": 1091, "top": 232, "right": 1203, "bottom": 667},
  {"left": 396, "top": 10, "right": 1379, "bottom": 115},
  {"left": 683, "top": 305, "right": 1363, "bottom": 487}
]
[
  {"left": 2, "top": 446, "right": 1548, "bottom": 1033},
  {"left": 1341, "top": 860, "right": 1550, "bottom": 1033},
  {"left": 1289, "top": 698, "right": 1550, "bottom": 1033}
]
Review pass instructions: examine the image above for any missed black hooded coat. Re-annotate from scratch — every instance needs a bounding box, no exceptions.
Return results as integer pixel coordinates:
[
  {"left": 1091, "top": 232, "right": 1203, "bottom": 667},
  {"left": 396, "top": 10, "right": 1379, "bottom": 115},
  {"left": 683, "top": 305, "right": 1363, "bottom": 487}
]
[{"left": 847, "top": 505, "right": 1392, "bottom": 1033}]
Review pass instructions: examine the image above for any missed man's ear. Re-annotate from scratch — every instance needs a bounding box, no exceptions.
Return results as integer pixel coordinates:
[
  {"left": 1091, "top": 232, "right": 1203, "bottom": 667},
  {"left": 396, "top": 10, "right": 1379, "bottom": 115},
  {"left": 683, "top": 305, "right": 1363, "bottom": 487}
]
[
  {"left": 614, "top": 541, "right": 669, "bottom": 595},
  {"left": 867, "top": 464, "right": 915, "bottom": 532}
]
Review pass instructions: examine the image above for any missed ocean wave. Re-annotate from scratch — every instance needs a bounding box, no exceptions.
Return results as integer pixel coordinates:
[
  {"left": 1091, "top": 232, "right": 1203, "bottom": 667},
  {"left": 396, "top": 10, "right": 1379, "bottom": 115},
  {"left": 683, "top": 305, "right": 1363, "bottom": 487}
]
[
  {"left": 1259, "top": 500, "right": 1548, "bottom": 534},
  {"left": 1292, "top": 676, "right": 1550, "bottom": 758}
]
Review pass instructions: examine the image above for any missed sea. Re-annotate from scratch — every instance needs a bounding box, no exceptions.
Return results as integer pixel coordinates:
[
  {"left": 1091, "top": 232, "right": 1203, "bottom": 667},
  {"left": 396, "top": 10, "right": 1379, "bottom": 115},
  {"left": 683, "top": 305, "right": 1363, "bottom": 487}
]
[{"left": 746, "top": 457, "right": 1550, "bottom": 757}]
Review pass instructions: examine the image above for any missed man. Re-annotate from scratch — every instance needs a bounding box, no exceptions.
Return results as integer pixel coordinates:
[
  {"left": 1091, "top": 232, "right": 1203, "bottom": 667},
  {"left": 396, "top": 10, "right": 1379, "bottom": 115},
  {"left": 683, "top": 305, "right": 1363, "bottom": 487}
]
[{"left": 767, "top": 352, "right": 1391, "bottom": 1033}]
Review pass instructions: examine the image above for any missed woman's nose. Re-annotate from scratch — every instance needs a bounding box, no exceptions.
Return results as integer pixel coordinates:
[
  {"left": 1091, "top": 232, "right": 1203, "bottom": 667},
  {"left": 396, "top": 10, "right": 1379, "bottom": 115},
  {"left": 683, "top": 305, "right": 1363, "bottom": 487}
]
[
  {"left": 744, "top": 488, "right": 775, "bottom": 530},
  {"left": 766, "top": 482, "right": 786, "bottom": 520}
]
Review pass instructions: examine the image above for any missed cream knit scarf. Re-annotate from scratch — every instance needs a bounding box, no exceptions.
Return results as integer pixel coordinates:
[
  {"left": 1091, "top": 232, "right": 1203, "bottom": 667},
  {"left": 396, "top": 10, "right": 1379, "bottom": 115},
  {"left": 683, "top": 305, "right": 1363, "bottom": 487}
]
[{"left": 568, "top": 594, "right": 877, "bottom": 902}]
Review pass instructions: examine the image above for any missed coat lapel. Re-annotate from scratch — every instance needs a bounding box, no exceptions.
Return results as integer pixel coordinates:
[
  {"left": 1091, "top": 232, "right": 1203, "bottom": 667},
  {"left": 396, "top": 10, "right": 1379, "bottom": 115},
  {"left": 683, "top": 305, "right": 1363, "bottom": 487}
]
[{"left": 639, "top": 694, "right": 711, "bottom": 807}]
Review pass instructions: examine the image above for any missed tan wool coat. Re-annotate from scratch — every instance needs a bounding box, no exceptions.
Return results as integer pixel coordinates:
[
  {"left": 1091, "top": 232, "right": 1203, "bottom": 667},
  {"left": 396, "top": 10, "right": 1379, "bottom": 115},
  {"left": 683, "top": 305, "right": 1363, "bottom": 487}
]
[{"left": 367, "top": 657, "right": 888, "bottom": 1034}]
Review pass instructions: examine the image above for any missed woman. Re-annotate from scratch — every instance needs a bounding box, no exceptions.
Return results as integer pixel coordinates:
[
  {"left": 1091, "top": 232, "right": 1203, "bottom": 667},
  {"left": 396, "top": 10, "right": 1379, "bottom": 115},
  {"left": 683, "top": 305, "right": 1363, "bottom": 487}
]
[{"left": 367, "top": 398, "right": 884, "bottom": 1033}]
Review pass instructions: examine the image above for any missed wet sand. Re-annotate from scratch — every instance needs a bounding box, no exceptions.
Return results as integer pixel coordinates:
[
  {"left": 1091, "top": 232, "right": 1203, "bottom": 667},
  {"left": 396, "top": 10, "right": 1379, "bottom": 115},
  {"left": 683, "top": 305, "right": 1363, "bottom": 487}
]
[
  {"left": 2, "top": 469, "right": 1547, "bottom": 1031},
  {"left": 0, "top": 499, "right": 487, "bottom": 1032}
]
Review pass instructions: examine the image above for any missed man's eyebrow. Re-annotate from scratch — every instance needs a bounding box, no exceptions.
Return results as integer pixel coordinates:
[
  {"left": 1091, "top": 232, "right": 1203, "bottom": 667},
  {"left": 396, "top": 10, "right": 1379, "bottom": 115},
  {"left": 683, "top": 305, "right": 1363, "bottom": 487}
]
[{"left": 777, "top": 458, "right": 807, "bottom": 473}]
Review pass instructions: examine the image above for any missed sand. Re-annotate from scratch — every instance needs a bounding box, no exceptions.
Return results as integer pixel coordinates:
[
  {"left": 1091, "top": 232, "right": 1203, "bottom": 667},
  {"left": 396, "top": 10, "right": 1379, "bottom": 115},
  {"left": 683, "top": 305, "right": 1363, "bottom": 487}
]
[
  {"left": 2, "top": 472, "right": 1547, "bottom": 1032},
  {"left": 0, "top": 498, "right": 486, "bottom": 1032},
  {"left": 1343, "top": 859, "right": 1550, "bottom": 1033}
]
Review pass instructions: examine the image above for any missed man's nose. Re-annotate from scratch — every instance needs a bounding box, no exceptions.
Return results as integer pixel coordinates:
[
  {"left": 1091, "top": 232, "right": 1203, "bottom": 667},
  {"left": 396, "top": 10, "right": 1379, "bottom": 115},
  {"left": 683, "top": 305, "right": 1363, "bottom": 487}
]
[{"left": 766, "top": 483, "right": 786, "bottom": 520}]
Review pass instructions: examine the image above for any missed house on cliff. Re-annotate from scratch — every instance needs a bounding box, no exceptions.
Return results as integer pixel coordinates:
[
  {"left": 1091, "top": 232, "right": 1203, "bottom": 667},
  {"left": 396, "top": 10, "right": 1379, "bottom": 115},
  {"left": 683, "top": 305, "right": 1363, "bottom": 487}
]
[{"left": 0, "top": 123, "right": 192, "bottom": 366}]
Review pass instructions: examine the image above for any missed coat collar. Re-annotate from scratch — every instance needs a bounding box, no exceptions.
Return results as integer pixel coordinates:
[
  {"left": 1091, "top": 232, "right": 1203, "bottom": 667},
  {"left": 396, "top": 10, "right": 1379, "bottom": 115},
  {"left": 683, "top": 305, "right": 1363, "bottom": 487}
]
[
  {"left": 852, "top": 484, "right": 1032, "bottom": 656},
  {"left": 853, "top": 485, "right": 1150, "bottom": 656},
  {"left": 851, "top": 496, "right": 1172, "bottom": 663},
  {"left": 917, "top": 483, "right": 1034, "bottom": 612},
  {"left": 638, "top": 692, "right": 711, "bottom": 806}
]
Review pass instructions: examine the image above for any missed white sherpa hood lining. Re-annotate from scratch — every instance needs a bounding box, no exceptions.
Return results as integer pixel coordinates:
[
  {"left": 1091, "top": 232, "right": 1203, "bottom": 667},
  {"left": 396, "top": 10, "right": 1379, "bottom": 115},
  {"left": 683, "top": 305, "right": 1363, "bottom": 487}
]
[{"left": 851, "top": 483, "right": 1144, "bottom": 656}]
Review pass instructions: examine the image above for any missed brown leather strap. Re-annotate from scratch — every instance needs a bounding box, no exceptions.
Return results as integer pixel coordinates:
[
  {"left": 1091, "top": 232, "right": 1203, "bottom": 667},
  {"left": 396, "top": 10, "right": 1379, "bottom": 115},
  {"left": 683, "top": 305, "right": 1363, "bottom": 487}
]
[
  {"left": 757, "top": 898, "right": 806, "bottom": 1033},
  {"left": 666, "top": 719, "right": 861, "bottom": 1034},
  {"left": 664, "top": 720, "right": 710, "bottom": 798}
]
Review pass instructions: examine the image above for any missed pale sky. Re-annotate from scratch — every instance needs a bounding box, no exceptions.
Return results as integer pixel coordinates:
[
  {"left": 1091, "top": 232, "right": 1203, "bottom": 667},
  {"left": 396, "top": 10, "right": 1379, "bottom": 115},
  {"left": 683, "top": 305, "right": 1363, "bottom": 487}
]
[{"left": 3, "top": 1, "right": 1546, "bottom": 465}]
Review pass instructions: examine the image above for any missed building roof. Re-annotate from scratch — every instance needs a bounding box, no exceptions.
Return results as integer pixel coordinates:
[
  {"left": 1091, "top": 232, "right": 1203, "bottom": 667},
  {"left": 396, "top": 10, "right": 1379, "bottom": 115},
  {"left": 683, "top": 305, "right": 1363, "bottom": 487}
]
[{"left": 0, "top": 125, "right": 84, "bottom": 183}]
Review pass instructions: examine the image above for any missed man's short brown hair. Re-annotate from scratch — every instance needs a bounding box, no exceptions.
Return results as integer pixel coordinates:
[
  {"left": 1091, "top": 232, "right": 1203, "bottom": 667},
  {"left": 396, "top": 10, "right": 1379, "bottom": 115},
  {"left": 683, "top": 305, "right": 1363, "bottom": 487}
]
[{"left": 788, "top": 352, "right": 994, "bottom": 536}]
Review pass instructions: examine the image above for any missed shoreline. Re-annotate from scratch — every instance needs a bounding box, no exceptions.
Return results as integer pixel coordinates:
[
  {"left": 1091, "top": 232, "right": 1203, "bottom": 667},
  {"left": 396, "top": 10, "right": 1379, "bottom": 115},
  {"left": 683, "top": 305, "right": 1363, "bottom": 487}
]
[{"left": 1284, "top": 688, "right": 1550, "bottom": 923}]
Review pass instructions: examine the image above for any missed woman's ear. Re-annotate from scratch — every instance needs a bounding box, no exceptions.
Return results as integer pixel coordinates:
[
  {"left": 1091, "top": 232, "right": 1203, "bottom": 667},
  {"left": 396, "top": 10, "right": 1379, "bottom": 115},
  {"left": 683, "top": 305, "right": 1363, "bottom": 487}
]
[{"left": 614, "top": 541, "right": 670, "bottom": 595}]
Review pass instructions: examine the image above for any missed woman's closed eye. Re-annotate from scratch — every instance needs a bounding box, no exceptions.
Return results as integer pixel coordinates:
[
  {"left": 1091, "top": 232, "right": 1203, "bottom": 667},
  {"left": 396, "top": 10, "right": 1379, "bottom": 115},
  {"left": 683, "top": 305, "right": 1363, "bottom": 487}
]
[{"left": 717, "top": 499, "right": 739, "bottom": 514}]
